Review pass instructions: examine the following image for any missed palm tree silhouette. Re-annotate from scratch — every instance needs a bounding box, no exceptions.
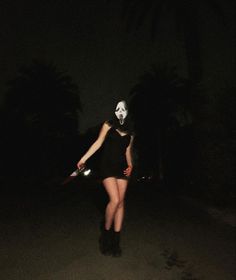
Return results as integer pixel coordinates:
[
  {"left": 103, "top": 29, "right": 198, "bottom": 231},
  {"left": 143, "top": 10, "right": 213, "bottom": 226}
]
[
  {"left": 5, "top": 60, "right": 81, "bottom": 137},
  {"left": 3, "top": 60, "right": 82, "bottom": 182},
  {"left": 129, "top": 64, "right": 196, "bottom": 184},
  {"left": 110, "top": 0, "right": 225, "bottom": 83}
]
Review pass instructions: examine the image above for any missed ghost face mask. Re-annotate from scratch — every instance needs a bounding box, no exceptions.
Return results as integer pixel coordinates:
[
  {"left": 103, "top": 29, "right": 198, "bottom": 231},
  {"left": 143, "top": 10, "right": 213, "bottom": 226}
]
[{"left": 115, "top": 100, "right": 128, "bottom": 125}]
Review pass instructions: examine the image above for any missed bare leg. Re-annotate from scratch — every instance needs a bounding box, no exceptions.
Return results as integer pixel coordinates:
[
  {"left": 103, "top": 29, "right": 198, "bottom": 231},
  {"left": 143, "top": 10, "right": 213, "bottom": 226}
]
[
  {"left": 113, "top": 179, "right": 128, "bottom": 232},
  {"left": 102, "top": 177, "right": 120, "bottom": 230}
]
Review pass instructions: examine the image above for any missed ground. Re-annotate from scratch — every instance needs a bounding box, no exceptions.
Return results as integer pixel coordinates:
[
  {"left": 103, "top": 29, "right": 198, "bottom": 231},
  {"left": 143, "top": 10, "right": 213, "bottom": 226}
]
[{"left": 0, "top": 177, "right": 235, "bottom": 280}]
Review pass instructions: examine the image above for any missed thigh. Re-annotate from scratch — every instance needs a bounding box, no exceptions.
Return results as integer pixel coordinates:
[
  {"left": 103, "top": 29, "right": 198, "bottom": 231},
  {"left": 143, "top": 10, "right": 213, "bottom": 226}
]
[
  {"left": 116, "top": 179, "right": 129, "bottom": 201},
  {"left": 103, "top": 177, "right": 119, "bottom": 202}
]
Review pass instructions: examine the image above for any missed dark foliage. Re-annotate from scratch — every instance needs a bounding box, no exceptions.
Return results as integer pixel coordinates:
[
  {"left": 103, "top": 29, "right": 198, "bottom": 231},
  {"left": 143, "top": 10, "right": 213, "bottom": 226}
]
[
  {"left": 129, "top": 64, "right": 205, "bottom": 192},
  {"left": 0, "top": 60, "right": 82, "bottom": 187},
  {"left": 115, "top": 0, "right": 225, "bottom": 82}
]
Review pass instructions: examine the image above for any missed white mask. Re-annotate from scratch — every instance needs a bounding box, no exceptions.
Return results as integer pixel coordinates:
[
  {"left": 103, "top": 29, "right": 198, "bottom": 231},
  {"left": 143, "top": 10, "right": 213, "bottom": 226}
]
[{"left": 115, "top": 100, "right": 128, "bottom": 125}]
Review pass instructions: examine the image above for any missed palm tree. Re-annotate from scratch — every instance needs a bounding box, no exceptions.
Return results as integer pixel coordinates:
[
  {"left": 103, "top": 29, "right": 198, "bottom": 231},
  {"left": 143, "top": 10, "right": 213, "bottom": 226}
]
[
  {"left": 3, "top": 60, "right": 82, "bottom": 182},
  {"left": 129, "top": 64, "right": 197, "bottom": 185},
  {"left": 110, "top": 0, "right": 225, "bottom": 83},
  {"left": 5, "top": 60, "right": 81, "bottom": 136}
]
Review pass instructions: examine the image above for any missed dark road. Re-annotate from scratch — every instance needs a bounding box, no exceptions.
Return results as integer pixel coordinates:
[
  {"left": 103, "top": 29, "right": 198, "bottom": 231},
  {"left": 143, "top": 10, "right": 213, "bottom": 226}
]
[{"left": 0, "top": 178, "right": 235, "bottom": 280}]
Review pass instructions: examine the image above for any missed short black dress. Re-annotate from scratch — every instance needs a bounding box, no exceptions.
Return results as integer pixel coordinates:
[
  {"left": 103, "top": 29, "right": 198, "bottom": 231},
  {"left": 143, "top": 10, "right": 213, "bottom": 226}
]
[{"left": 99, "top": 124, "right": 131, "bottom": 180}]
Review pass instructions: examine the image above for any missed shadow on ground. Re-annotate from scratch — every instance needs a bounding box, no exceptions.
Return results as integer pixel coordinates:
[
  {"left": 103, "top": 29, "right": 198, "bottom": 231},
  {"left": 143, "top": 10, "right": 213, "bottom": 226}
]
[{"left": 0, "top": 177, "right": 235, "bottom": 280}]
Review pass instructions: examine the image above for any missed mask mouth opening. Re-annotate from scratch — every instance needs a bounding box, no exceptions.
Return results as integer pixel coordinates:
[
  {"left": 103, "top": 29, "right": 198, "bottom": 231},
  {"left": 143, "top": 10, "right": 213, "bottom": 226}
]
[{"left": 119, "top": 115, "right": 124, "bottom": 125}]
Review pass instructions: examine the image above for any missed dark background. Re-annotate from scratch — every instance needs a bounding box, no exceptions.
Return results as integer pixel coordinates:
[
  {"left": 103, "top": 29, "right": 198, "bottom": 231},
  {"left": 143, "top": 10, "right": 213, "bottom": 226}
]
[{"left": 0, "top": 0, "right": 235, "bottom": 207}]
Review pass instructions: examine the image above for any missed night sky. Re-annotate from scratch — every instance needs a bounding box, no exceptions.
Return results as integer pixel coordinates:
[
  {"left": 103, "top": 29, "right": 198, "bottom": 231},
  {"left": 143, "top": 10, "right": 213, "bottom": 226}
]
[
  {"left": 0, "top": 0, "right": 235, "bottom": 132},
  {"left": 0, "top": 3, "right": 235, "bottom": 277}
]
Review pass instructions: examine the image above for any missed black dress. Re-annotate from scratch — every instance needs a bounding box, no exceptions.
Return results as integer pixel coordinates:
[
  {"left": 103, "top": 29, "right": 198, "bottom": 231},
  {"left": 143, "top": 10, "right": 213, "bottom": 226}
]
[{"left": 99, "top": 125, "right": 131, "bottom": 180}]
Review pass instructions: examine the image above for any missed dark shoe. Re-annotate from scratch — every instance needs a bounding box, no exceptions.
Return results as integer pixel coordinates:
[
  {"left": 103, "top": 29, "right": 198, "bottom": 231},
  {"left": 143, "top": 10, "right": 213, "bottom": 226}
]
[
  {"left": 99, "top": 228, "right": 113, "bottom": 256},
  {"left": 111, "top": 231, "right": 122, "bottom": 257}
]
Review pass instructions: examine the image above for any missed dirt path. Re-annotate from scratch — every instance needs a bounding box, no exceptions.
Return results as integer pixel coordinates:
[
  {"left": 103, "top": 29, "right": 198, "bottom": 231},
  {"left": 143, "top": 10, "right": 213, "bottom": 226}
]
[{"left": 0, "top": 179, "right": 235, "bottom": 280}]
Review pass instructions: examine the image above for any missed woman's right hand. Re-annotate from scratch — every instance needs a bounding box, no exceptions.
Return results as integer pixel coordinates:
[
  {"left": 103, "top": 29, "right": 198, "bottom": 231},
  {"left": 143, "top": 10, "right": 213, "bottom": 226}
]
[{"left": 77, "top": 160, "right": 86, "bottom": 170}]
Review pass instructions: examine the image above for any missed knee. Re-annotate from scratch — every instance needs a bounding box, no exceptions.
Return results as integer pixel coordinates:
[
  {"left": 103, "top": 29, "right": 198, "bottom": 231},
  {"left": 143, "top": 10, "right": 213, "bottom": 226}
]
[
  {"left": 117, "top": 200, "right": 125, "bottom": 209},
  {"left": 110, "top": 198, "right": 120, "bottom": 208}
]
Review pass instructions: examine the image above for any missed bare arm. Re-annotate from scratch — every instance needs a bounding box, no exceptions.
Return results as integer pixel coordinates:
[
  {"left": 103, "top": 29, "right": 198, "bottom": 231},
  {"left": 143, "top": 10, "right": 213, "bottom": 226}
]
[
  {"left": 124, "top": 135, "right": 134, "bottom": 177},
  {"left": 77, "top": 122, "right": 111, "bottom": 169}
]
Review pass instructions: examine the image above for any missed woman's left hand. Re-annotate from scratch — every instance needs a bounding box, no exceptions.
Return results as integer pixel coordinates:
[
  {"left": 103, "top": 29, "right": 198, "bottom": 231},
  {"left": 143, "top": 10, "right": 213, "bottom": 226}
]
[{"left": 124, "top": 166, "right": 133, "bottom": 177}]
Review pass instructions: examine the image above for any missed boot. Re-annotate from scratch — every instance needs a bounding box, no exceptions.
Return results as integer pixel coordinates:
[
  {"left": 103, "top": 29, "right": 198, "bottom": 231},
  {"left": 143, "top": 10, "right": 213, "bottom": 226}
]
[
  {"left": 99, "top": 228, "right": 113, "bottom": 256},
  {"left": 111, "top": 231, "right": 122, "bottom": 257}
]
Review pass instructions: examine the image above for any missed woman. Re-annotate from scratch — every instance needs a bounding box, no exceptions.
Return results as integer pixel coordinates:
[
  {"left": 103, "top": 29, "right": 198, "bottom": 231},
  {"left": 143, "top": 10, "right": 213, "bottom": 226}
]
[{"left": 77, "top": 100, "right": 134, "bottom": 257}]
